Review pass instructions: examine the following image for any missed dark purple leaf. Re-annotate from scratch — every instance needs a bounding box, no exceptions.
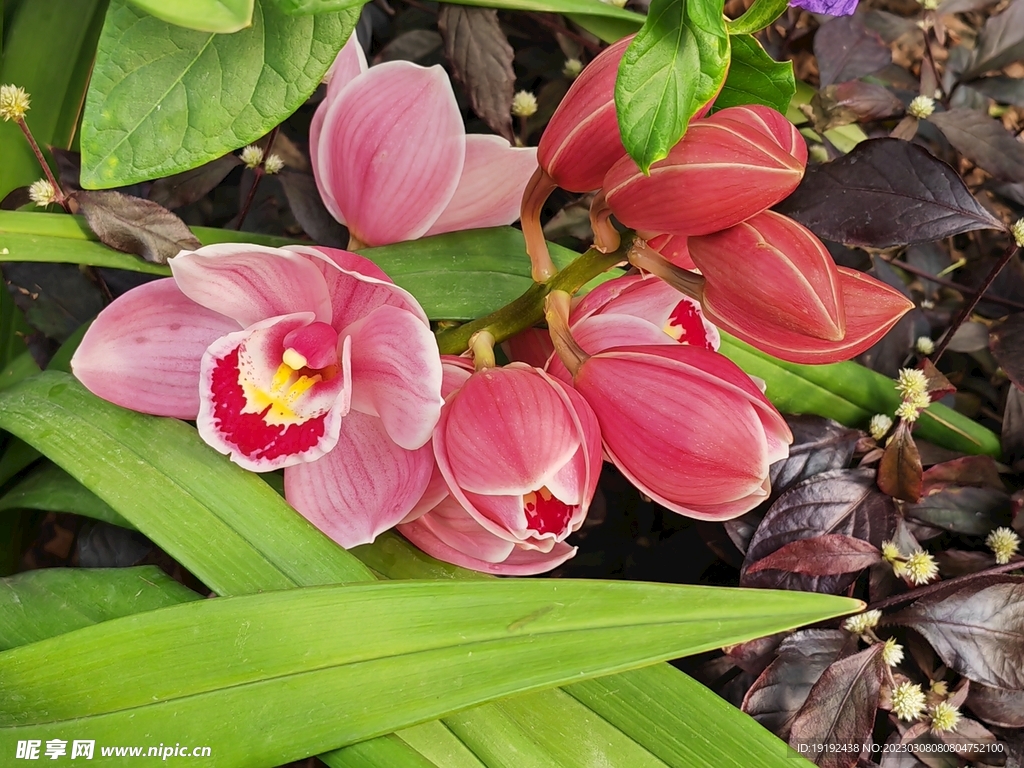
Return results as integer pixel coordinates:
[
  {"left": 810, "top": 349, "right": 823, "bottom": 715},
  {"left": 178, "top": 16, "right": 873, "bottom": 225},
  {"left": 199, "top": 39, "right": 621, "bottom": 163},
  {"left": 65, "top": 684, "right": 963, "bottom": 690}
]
[
  {"left": 814, "top": 16, "right": 892, "bottom": 88},
  {"left": 0, "top": 187, "right": 31, "bottom": 211},
  {"left": 906, "top": 486, "right": 1009, "bottom": 535},
  {"left": 742, "top": 629, "right": 853, "bottom": 739},
  {"left": 724, "top": 633, "right": 787, "bottom": 676},
  {"left": 922, "top": 455, "right": 1005, "bottom": 492},
  {"left": 742, "top": 468, "right": 898, "bottom": 594},
  {"left": 878, "top": 421, "right": 923, "bottom": 502},
  {"left": 1, "top": 262, "right": 105, "bottom": 343},
  {"left": 438, "top": 6, "right": 515, "bottom": 142},
  {"left": 788, "top": 645, "right": 886, "bottom": 768},
  {"left": 934, "top": 548, "right": 995, "bottom": 577},
  {"left": 77, "top": 522, "right": 153, "bottom": 568},
  {"left": 810, "top": 82, "right": 904, "bottom": 132},
  {"left": 1002, "top": 386, "right": 1024, "bottom": 469},
  {"left": 49, "top": 148, "right": 82, "bottom": 191},
  {"left": 967, "top": 683, "right": 1024, "bottom": 727},
  {"left": 889, "top": 578, "right": 1024, "bottom": 689},
  {"left": 969, "top": 75, "right": 1024, "bottom": 107},
  {"left": 861, "top": 10, "right": 919, "bottom": 43},
  {"left": 746, "top": 534, "right": 882, "bottom": 576},
  {"left": 724, "top": 510, "right": 762, "bottom": 557},
  {"left": 770, "top": 416, "right": 861, "bottom": 498},
  {"left": 148, "top": 154, "right": 241, "bottom": 210},
  {"left": 991, "top": 313, "right": 1024, "bottom": 393},
  {"left": 937, "top": 0, "right": 1000, "bottom": 14},
  {"left": 375, "top": 30, "right": 444, "bottom": 64},
  {"left": 277, "top": 170, "right": 348, "bottom": 248},
  {"left": 775, "top": 139, "right": 1005, "bottom": 248},
  {"left": 74, "top": 190, "right": 200, "bottom": 265},
  {"left": 928, "top": 109, "right": 1024, "bottom": 183},
  {"left": 963, "top": 0, "right": 1024, "bottom": 79},
  {"left": 904, "top": 243, "right": 951, "bottom": 299},
  {"left": 945, "top": 321, "right": 991, "bottom": 353},
  {"left": 935, "top": 717, "right": 1001, "bottom": 757}
]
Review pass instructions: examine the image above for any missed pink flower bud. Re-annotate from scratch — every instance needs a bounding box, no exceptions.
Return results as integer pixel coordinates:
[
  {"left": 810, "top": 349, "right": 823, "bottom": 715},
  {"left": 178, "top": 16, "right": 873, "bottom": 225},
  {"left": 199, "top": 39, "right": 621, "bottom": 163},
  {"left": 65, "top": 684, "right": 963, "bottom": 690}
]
[
  {"left": 688, "top": 210, "right": 846, "bottom": 343},
  {"left": 707, "top": 105, "right": 808, "bottom": 166},
  {"left": 400, "top": 363, "right": 602, "bottom": 574},
  {"left": 722, "top": 267, "right": 915, "bottom": 364},
  {"left": 538, "top": 35, "right": 633, "bottom": 194},
  {"left": 603, "top": 109, "right": 805, "bottom": 237},
  {"left": 572, "top": 344, "right": 792, "bottom": 520}
]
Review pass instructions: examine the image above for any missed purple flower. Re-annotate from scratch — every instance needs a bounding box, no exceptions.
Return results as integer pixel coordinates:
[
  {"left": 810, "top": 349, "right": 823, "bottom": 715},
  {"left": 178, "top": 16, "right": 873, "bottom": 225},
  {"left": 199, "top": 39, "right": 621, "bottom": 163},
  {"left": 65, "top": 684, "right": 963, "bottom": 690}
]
[{"left": 790, "top": 0, "right": 858, "bottom": 16}]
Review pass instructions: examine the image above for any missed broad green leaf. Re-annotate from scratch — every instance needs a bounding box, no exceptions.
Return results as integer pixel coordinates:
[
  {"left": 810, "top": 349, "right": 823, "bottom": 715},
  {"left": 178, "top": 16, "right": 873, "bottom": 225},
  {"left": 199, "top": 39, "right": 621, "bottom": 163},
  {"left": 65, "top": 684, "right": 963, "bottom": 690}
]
[
  {"left": 713, "top": 34, "right": 795, "bottom": 114},
  {"left": 0, "top": 462, "right": 129, "bottom": 528},
  {"left": 127, "top": 0, "right": 254, "bottom": 32},
  {"left": 0, "top": 566, "right": 200, "bottom": 651},
  {"left": 719, "top": 335, "right": 1001, "bottom": 457},
  {"left": 0, "top": 0, "right": 107, "bottom": 200},
  {"left": 725, "top": 0, "right": 787, "bottom": 35},
  {"left": 0, "top": 212, "right": 588, "bottom": 321},
  {"left": 615, "top": 0, "right": 729, "bottom": 172},
  {"left": 0, "top": 351, "right": 38, "bottom": 392},
  {"left": 0, "top": 579, "right": 859, "bottom": 765},
  {"left": 0, "top": 372, "right": 375, "bottom": 594},
  {"left": 80, "top": 0, "right": 358, "bottom": 188},
  {"left": 568, "top": 12, "right": 643, "bottom": 42},
  {"left": 273, "top": 0, "right": 644, "bottom": 24}
]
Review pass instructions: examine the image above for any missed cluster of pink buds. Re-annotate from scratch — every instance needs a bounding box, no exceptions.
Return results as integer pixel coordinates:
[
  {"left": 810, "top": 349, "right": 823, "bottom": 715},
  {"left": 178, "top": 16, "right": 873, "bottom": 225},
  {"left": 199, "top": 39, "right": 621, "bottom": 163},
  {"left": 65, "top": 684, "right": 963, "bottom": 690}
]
[{"left": 521, "top": 39, "right": 914, "bottom": 364}]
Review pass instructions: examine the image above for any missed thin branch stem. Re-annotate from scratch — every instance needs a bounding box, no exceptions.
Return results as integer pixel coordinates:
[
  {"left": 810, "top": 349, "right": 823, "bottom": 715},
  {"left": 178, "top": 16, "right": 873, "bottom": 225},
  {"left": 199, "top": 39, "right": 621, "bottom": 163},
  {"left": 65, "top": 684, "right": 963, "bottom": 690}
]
[
  {"left": 235, "top": 126, "right": 280, "bottom": 230},
  {"left": 884, "top": 256, "right": 1024, "bottom": 311},
  {"left": 932, "top": 241, "right": 1020, "bottom": 364},
  {"left": 16, "top": 118, "right": 69, "bottom": 211}
]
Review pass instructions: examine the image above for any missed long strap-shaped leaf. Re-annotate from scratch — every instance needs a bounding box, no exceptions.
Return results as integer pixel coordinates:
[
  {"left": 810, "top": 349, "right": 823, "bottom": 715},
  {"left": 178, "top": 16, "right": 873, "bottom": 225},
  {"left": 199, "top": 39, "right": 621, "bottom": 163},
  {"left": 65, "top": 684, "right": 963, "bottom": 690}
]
[
  {"left": 0, "top": 374, "right": 836, "bottom": 768},
  {"left": 0, "top": 579, "right": 856, "bottom": 767}
]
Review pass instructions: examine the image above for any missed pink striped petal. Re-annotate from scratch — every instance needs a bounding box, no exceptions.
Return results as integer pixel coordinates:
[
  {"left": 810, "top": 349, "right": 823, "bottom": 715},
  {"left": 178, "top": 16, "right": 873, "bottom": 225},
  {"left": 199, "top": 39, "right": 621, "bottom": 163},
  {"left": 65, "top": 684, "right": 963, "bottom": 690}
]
[
  {"left": 501, "top": 327, "right": 555, "bottom": 368},
  {"left": 411, "top": 495, "right": 517, "bottom": 562},
  {"left": 317, "top": 61, "right": 465, "bottom": 246},
  {"left": 285, "top": 411, "right": 434, "bottom": 548},
  {"left": 170, "top": 244, "right": 332, "bottom": 327},
  {"left": 591, "top": 276, "right": 720, "bottom": 350},
  {"left": 72, "top": 279, "right": 240, "bottom": 419},
  {"left": 425, "top": 135, "right": 539, "bottom": 236},
  {"left": 546, "top": 314, "right": 674, "bottom": 383},
  {"left": 345, "top": 305, "right": 444, "bottom": 450},
  {"left": 197, "top": 314, "right": 351, "bottom": 472},
  {"left": 287, "top": 244, "right": 429, "bottom": 330},
  {"left": 642, "top": 232, "right": 695, "bottom": 269},
  {"left": 399, "top": 514, "right": 577, "bottom": 575},
  {"left": 436, "top": 365, "right": 580, "bottom": 496}
]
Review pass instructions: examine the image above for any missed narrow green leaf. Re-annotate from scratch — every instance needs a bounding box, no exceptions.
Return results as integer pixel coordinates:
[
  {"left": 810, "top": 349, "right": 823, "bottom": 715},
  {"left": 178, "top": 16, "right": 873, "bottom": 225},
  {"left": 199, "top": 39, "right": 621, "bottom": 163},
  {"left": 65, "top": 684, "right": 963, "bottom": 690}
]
[
  {"left": 80, "top": 0, "right": 358, "bottom": 188},
  {"left": 0, "top": 351, "right": 39, "bottom": 393},
  {"left": 0, "top": 285, "right": 30, "bottom": 372},
  {"left": 725, "top": 0, "right": 787, "bottom": 35},
  {"left": 719, "top": 335, "right": 1001, "bottom": 456},
  {"left": 713, "top": 34, "right": 795, "bottom": 114},
  {"left": 0, "top": 580, "right": 859, "bottom": 766},
  {"left": 0, "top": 566, "right": 200, "bottom": 651},
  {"left": 0, "top": 212, "right": 589, "bottom": 321},
  {"left": 615, "top": 0, "right": 729, "bottom": 172},
  {"left": 126, "top": 0, "right": 254, "bottom": 32},
  {"left": 567, "top": 12, "right": 643, "bottom": 43},
  {"left": 0, "top": 372, "right": 375, "bottom": 594},
  {"left": 0, "top": 0, "right": 107, "bottom": 200},
  {"left": 0, "top": 462, "right": 130, "bottom": 528},
  {"left": 273, "top": 0, "right": 644, "bottom": 24}
]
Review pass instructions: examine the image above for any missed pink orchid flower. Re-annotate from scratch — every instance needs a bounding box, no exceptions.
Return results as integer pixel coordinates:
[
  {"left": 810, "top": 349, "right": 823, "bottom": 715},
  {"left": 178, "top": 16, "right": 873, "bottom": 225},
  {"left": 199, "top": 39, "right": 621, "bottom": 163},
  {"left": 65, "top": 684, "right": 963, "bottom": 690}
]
[
  {"left": 400, "top": 358, "right": 602, "bottom": 575},
  {"left": 71, "top": 243, "right": 444, "bottom": 547},
  {"left": 311, "top": 33, "right": 539, "bottom": 248}
]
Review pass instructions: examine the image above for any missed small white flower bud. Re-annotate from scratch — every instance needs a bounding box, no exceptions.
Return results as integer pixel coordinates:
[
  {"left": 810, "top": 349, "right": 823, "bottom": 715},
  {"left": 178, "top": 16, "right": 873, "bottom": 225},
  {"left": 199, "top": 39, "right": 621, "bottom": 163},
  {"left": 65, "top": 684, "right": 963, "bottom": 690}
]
[
  {"left": 0, "top": 84, "right": 30, "bottom": 122},
  {"left": 1012, "top": 219, "right": 1024, "bottom": 249},
  {"left": 511, "top": 90, "right": 538, "bottom": 118},
  {"left": 263, "top": 153, "right": 285, "bottom": 174},
  {"left": 240, "top": 144, "right": 265, "bottom": 169},
  {"left": 915, "top": 336, "right": 935, "bottom": 355},
  {"left": 28, "top": 179, "right": 57, "bottom": 207},
  {"left": 986, "top": 526, "right": 1020, "bottom": 564},
  {"left": 563, "top": 58, "right": 583, "bottom": 79},
  {"left": 869, "top": 414, "right": 893, "bottom": 441},
  {"left": 907, "top": 95, "right": 935, "bottom": 119}
]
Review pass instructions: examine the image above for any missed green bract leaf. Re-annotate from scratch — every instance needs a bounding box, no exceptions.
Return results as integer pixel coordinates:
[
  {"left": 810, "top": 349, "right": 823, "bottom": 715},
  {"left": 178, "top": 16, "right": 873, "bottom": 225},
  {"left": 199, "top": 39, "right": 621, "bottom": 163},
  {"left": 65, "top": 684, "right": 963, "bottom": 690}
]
[
  {"left": 126, "top": 0, "right": 254, "bottom": 32},
  {"left": 273, "top": 0, "right": 644, "bottom": 24},
  {"left": 725, "top": 0, "right": 787, "bottom": 35},
  {"left": 0, "top": 580, "right": 859, "bottom": 765},
  {"left": 80, "top": 0, "right": 358, "bottom": 188},
  {"left": 713, "top": 34, "right": 795, "bottom": 114},
  {"left": 614, "top": 0, "right": 729, "bottom": 173},
  {"left": 0, "top": 567, "right": 200, "bottom": 651}
]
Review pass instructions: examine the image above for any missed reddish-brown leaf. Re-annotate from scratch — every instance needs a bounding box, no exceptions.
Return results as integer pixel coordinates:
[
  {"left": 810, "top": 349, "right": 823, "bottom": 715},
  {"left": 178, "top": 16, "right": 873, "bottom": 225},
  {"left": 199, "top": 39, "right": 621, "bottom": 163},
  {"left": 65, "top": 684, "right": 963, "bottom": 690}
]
[
  {"left": 746, "top": 534, "right": 882, "bottom": 576},
  {"left": 878, "top": 421, "right": 923, "bottom": 502}
]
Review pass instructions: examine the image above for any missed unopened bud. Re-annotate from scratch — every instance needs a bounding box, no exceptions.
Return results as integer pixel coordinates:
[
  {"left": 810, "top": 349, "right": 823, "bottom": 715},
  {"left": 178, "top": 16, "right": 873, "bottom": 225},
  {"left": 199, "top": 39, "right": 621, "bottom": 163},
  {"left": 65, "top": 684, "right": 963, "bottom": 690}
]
[
  {"left": 869, "top": 413, "right": 893, "bottom": 441},
  {"left": 907, "top": 95, "right": 935, "bottom": 119},
  {"left": 263, "top": 153, "right": 285, "bottom": 174},
  {"left": 0, "top": 84, "right": 30, "bottom": 122},
  {"left": 882, "top": 637, "right": 904, "bottom": 667},
  {"left": 27, "top": 179, "right": 57, "bottom": 207},
  {"left": 891, "top": 682, "right": 927, "bottom": 721},
  {"left": 1012, "top": 218, "right": 1024, "bottom": 249},
  {"left": 562, "top": 58, "right": 583, "bottom": 79},
  {"left": 986, "top": 526, "right": 1020, "bottom": 564},
  {"left": 512, "top": 90, "right": 538, "bottom": 118},
  {"left": 240, "top": 144, "right": 264, "bottom": 169},
  {"left": 929, "top": 701, "right": 961, "bottom": 733},
  {"left": 918, "top": 0, "right": 938, "bottom": 9},
  {"left": 915, "top": 336, "right": 935, "bottom": 355}
]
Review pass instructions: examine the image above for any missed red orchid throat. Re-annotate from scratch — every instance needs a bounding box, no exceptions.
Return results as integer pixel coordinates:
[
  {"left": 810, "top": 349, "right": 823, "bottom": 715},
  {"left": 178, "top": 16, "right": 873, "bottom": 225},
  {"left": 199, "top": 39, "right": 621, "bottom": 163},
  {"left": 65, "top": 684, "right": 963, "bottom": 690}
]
[{"left": 524, "top": 486, "right": 575, "bottom": 535}]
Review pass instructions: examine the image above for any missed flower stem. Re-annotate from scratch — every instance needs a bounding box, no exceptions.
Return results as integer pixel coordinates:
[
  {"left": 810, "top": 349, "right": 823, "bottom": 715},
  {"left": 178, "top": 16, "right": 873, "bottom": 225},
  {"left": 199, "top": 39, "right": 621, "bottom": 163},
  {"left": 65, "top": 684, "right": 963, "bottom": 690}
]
[
  {"left": 235, "top": 126, "right": 279, "bottom": 230},
  {"left": 435, "top": 236, "right": 632, "bottom": 355},
  {"left": 16, "top": 117, "right": 68, "bottom": 211}
]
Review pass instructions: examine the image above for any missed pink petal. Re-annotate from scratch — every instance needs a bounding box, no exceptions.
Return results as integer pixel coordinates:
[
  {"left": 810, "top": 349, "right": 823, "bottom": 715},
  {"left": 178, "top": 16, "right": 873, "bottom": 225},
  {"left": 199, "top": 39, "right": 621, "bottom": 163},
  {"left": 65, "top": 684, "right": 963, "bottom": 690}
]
[
  {"left": 546, "top": 314, "right": 676, "bottom": 383},
  {"left": 344, "top": 305, "right": 443, "bottom": 450},
  {"left": 317, "top": 61, "right": 466, "bottom": 246},
  {"left": 400, "top": 462, "right": 451, "bottom": 524},
  {"left": 197, "top": 315, "right": 351, "bottom": 472},
  {"left": 501, "top": 328, "right": 555, "bottom": 368},
  {"left": 288, "top": 245, "right": 429, "bottom": 331},
  {"left": 399, "top": 514, "right": 577, "bottom": 575},
  {"left": 436, "top": 365, "right": 579, "bottom": 496},
  {"left": 72, "top": 279, "right": 240, "bottom": 419},
  {"left": 285, "top": 411, "right": 434, "bottom": 548},
  {"left": 425, "top": 135, "right": 539, "bottom": 236},
  {"left": 311, "top": 34, "right": 369, "bottom": 226},
  {"left": 170, "top": 244, "right": 332, "bottom": 327},
  {"left": 411, "top": 495, "right": 517, "bottom": 563}
]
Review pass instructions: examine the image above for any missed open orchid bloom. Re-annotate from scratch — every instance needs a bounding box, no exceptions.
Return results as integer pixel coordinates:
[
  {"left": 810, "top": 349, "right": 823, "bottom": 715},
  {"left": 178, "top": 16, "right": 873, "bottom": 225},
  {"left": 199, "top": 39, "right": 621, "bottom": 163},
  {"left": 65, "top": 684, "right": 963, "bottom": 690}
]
[
  {"left": 312, "top": 33, "right": 538, "bottom": 248},
  {"left": 72, "top": 243, "right": 444, "bottom": 548},
  {"left": 400, "top": 360, "right": 601, "bottom": 575}
]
